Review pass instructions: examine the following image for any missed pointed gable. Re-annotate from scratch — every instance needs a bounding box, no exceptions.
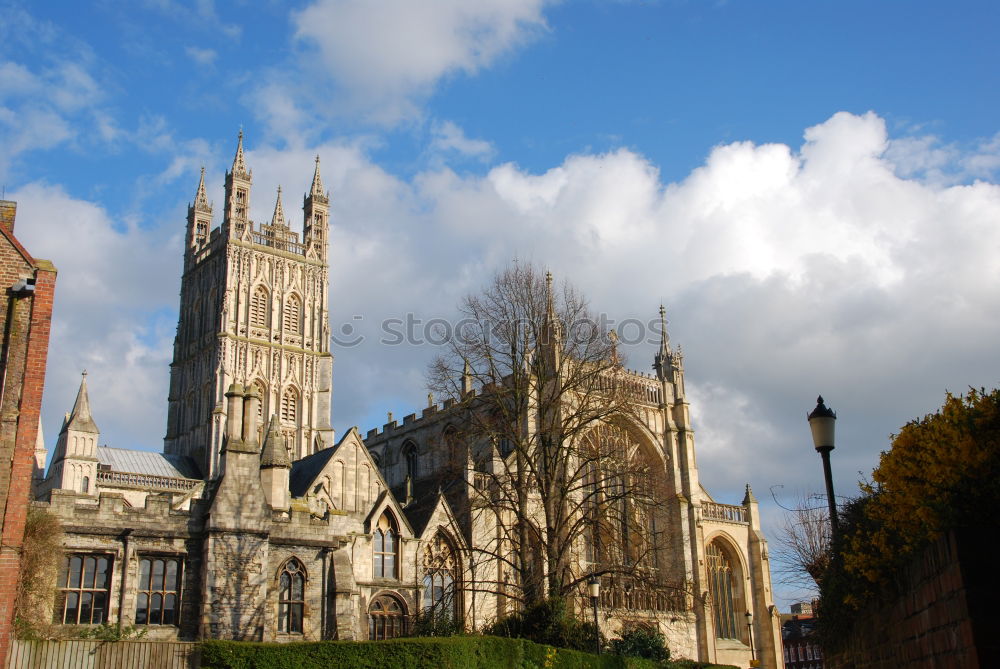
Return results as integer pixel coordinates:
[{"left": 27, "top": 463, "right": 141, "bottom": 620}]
[{"left": 289, "top": 427, "right": 390, "bottom": 517}]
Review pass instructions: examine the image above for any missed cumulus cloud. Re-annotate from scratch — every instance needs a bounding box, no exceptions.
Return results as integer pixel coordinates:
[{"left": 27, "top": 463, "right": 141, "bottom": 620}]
[
  {"left": 291, "top": 0, "right": 553, "bottom": 122},
  {"left": 11, "top": 182, "right": 180, "bottom": 451}
]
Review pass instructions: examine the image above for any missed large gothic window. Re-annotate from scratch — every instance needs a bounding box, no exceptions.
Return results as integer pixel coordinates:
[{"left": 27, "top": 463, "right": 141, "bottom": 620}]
[
  {"left": 373, "top": 512, "right": 398, "bottom": 579},
  {"left": 368, "top": 594, "right": 406, "bottom": 640},
  {"left": 421, "top": 532, "right": 460, "bottom": 621},
  {"left": 278, "top": 558, "right": 305, "bottom": 634},
  {"left": 251, "top": 286, "right": 269, "bottom": 328},
  {"left": 283, "top": 294, "right": 301, "bottom": 334},
  {"left": 281, "top": 387, "right": 299, "bottom": 424},
  {"left": 707, "top": 540, "right": 740, "bottom": 639}
]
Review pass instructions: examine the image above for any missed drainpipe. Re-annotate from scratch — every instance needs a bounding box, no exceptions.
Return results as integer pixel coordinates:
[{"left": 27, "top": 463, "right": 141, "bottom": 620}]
[
  {"left": 320, "top": 547, "right": 331, "bottom": 639},
  {"left": 117, "top": 528, "right": 133, "bottom": 632}
]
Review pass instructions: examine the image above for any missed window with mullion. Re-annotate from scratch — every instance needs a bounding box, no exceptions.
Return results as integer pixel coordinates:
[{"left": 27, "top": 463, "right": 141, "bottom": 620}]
[
  {"left": 135, "top": 556, "right": 182, "bottom": 626},
  {"left": 278, "top": 559, "right": 305, "bottom": 633},
  {"left": 61, "top": 554, "right": 112, "bottom": 624},
  {"left": 373, "top": 513, "right": 398, "bottom": 579}
]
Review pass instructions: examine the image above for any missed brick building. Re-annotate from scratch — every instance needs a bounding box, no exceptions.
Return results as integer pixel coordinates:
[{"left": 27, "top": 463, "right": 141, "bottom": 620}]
[{"left": 0, "top": 200, "right": 57, "bottom": 660}]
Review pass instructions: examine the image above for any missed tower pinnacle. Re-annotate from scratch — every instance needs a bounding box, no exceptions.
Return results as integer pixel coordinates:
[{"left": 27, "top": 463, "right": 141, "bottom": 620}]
[
  {"left": 310, "top": 155, "right": 325, "bottom": 197},
  {"left": 232, "top": 130, "right": 250, "bottom": 178},
  {"left": 194, "top": 167, "right": 210, "bottom": 211},
  {"left": 65, "top": 370, "right": 98, "bottom": 434},
  {"left": 653, "top": 304, "right": 673, "bottom": 381},
  {"left": 271, "top": 186, "right": 286, "bottom": 227}
]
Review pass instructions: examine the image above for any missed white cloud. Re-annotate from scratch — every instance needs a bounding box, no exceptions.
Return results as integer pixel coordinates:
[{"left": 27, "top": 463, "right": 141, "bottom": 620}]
[
  {"left": 291, "top": 0, "right": 553, "bottom": 123},
  {"left": 429, "top": 120, "right": 495, "bottom": 161},
  {"left": 10, "top": 182, "right": 180, "bottom": 452},
  {"left": 184, "top": 46, "right": 217, "bottom": 66}
]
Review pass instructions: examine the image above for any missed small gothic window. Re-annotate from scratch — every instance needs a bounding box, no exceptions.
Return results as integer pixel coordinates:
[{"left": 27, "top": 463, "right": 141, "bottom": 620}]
[
  {"left": 707, "top": 540, "right": 740, "bottom": 639},
  {"left": 368, "top": 594, "right": 406, "bottom": 640},
  {"left": 281, "top": 387, "right": 298, "bottom": 424},
  {"left": 60, "top": 554, "right": 112, "bottom": 624},
  {"left": 81, "top": 476, "right": 90, "bottom": 494},
  {"left": 373, "top": 513, "right": 398, "bottom": 579},
  {"left": 135, "top": 557, "right": 182, "bottom": 626},
  {"left": 251, "top": 286, "right": 269, "bottom": 328},
  {"left": 283, "top": 294, "right": 301, "bottom": 334},
  {"left": 402, "top": 441, "right": 418, "bottom": 481},
  {"left": 278, "top": 559, "right": 305, "bottom": 633}
]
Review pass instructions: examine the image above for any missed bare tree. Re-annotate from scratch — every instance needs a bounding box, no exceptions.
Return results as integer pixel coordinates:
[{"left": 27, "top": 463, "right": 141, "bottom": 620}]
[
  {"left": 773, "top": 491, "right": 831, "bottom": 594},
  {"left": 429, "top": 263, "right": 673, "bottom": 610}
]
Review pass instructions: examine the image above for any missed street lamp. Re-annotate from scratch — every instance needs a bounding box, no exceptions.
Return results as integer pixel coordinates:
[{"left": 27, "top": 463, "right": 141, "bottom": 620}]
[
  {"left": 588, "top": 575, "right": 601, "bottom": 656},
  {"left": 808, "top": 395, "right": 839, "bottom": 536},
  {"left": 745, "top": 610, "right": 756, "bottom": 666}
]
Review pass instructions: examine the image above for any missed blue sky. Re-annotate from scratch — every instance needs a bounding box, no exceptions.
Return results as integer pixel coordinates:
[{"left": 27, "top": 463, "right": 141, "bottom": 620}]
[{"left": 3, "top": 0, "right": 1000, "bottom": 609}]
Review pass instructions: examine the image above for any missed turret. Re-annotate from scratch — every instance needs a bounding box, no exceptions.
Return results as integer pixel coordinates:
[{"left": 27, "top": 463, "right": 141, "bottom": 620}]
[
  {"left": 223, "top": 130, "right": 252, "bottom": 236},
  {"left": 43, "top": 371, "right": 100, "bottom": 495},
  {"left": 186, "top": 167, "right": 213, "bottom": 259},
  {"left": 303, "top": 155, "right": 329, "bottom": 261},
  {"left": 259, "top": 415, "right": 291, "bottom": 511}
]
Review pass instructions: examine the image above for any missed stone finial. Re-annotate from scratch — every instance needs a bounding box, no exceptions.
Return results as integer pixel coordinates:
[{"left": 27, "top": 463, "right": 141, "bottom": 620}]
[
  {"left": 742, "top": 484, "right": 758, "bottom": 505},
  {"left": 260, "top": 415, "right": 290, "bottom": 468},
  {"left": 427, "top": 392, "right": 434, "bottom": 408}
]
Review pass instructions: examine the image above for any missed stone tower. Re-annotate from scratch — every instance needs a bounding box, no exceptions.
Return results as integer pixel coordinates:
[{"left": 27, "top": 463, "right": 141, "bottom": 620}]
[
  {"left": 164, "top": 132, "right": 334, "bottom": 479},
  {"left": 42, "top": 372, "right": 99, "bottom": 496}
]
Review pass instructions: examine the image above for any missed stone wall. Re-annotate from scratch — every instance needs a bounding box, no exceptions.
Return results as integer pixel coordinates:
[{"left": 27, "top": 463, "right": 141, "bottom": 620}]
[{"left": 827, "top": 530, "right": 999, "bottom": 669}]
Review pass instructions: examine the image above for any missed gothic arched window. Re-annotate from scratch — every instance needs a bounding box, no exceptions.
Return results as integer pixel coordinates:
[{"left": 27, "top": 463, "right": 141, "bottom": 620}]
[
  {"left": 283, "top": 294, "right": 301, "bottom": 334},
  {"left": 281, "top": 387, "right": 298, "bottom": 425},
  {"left": 707, "top": 540, "right": 740, "bottom": 639},
  {"left": 250, "top": 286, "right": 269, "bottom": 328},
  {"left": 422, "top": 532, "right": 460, "bottom": 621},
  {"left": 373, "top": 512, "right": 398, "bottom": 579},
  {"left": 368, "top": 593, "right": 406, "bottom": 640},
  {"left": 278, "top": 558, "right": 305, "bottom": 634},
  {"left": 402, "top": 441, "right": 418, "bottom": 481}
]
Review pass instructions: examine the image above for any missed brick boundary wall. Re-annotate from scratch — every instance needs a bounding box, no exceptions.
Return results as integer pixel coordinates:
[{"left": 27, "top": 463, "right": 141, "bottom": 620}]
[
  {"left": 826, "top": 529, "right": 1000, "bottom": 669},
  {"left": 0, "top": 244, "right": 56, "bottom": 662}
]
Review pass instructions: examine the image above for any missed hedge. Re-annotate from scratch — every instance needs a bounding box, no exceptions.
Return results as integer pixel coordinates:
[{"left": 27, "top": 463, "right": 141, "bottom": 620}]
[{"left": 200, "top": 636, "right": 739, "bottom": 669}]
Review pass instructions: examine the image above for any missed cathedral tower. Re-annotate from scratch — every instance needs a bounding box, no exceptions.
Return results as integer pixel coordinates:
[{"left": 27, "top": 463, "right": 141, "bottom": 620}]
[{"left": 165, "top": 132, "right": 334, "bottom": 478}]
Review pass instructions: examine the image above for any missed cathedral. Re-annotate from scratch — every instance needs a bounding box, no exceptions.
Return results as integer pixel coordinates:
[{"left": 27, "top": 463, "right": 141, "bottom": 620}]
[{"left": 35, "top": 133, "right": 784, "bottom": 668}]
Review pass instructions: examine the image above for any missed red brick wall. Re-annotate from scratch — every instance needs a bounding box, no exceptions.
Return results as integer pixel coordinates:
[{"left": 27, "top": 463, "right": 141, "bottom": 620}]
[
  {"left": 825, "top": 531, "right": 987, "bottom": 669},
  {"left": 0, "top": 223, "right": 56, "bottom": 661}
]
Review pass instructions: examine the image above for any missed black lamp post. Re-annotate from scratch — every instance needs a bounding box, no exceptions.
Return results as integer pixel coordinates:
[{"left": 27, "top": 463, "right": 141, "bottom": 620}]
[
  {"left": 745, "top": 610, "right": 756, "bottom": 665},
  {"left": 588, "top": 575, "right": 601, "bottom": 655},
  {"left": 808, "top": 395, "right": 839, "bottom": 536}
]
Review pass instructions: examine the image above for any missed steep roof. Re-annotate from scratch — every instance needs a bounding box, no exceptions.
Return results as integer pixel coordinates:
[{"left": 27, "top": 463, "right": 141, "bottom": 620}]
[
  {"left": 97, "top": 446, "right": 201, "bottom": 480},
  {"left": 289, "top": 445, "right": 337, "bottom": 498}
]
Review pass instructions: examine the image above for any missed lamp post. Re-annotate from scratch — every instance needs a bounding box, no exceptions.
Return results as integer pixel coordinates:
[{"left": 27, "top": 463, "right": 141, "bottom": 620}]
[
  {"left": 808, "top": 395, "right": 839, "bottom": 536},
  {"left": 588, "top": 575, "right": 601, "bottom": 656},
  {"left": 745, "top": 610, "right": 756, "bottom": 666}
]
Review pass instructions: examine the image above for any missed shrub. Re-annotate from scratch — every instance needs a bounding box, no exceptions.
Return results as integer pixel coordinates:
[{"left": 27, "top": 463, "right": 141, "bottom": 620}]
[
  {"left": 14, "top": 508, "right": 63, "bottom": 640},
  {"left": 483, "top": 598, "right": 602, "bottom": 652},
  {"left": 408, "top": 610, "right": 464, "bottom": 638},
  {"left": 609, "top": 628, "right": 669, "bottom": 661}
]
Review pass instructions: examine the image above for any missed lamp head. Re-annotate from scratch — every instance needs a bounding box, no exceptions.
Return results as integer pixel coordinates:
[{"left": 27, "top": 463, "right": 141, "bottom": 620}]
[{"left": 808, "top": 395, "right": 836, "bottom": 451}]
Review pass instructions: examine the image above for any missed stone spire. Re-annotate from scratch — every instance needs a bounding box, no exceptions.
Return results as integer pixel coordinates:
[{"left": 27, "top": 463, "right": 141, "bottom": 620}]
[
  {"left": 461, "top": 360, "right": 473, "bottom": 395},
  {"left": 232, "top": 129, "right": 250, "bottom": 178},
  {"left": 193, "top": 167, "right": 210, "bottom": 211},
  {"left": 742, "top": 484, "right": 758, "bottom": 505},
  {"left": 271, "top": 186, "right": 286, "bottom": 228},
  {"left": 310, "top": 155, "right": 325, "bottom": 198},
  {"left": 260, "top": 416, "right": 290, "bottom": 468},
  {"left": 65, "top": 371, "right": 98, "bottom": 434}
]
